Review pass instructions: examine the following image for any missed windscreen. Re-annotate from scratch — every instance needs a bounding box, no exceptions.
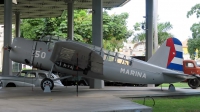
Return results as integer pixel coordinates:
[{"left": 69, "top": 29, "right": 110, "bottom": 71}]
[{"left": 16, "top": 72, "right": 27, "bottom": 77}]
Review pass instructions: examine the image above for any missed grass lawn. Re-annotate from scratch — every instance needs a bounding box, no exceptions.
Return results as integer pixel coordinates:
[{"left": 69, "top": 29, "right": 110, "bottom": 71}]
[
  {"left": 159, "top": 82, "right": 189, "bottom": 88},
  {"left": 134, "top": 96, "right": 200, "bottom": 112}
]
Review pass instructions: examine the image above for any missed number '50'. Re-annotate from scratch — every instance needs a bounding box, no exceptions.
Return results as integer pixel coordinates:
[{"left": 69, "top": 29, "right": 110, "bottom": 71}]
[{"left": 35, "top": 51, "right": 46, "bottom": 59}]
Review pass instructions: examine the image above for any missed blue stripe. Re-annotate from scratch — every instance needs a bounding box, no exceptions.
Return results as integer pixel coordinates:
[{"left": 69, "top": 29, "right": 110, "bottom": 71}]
[
  {"left": 175, "top": 51, "right": 183, "bottom": 58},
  {"left": 167, "top": 63, "right": 183, "bottom": 71},
  {"left": 172, "top": 38, "right": 182, "bottom": 45}
]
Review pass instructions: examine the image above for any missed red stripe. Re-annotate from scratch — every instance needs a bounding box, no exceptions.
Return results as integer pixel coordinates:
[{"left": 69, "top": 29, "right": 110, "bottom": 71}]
[{"left": 166, "top": 38, "right": 176, "bottom": 66}]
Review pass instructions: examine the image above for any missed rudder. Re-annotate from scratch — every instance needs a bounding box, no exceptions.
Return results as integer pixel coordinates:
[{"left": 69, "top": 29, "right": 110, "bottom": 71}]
[{"left": 147, "top": 37, "right": 183, "bottom": 72}]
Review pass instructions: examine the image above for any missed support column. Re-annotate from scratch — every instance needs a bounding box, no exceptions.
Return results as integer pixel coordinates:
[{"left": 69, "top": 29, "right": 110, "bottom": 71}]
[
  {"left": 15, "top": 11, "right": 22, "bottom": 72},
  {"left": 145, "top": 0, "right": 153, "bottom": 61},
  {"left": 15, "top": 12, "right": 20, "bottom": 38},
  {"left": 2, "top": 0, "right": 12, "bottom": 76},
  {"left": 153, "top": 0, "right": 158, "bottom": 51},
  {"left": 67, "top": 0, "right": 74, "bottom": 40},
  {"left": 146, "top": 0, "right": 155, "bottom": 87},
  {"left": 90, "top": 0, "right": 104, "bottom": 89}
]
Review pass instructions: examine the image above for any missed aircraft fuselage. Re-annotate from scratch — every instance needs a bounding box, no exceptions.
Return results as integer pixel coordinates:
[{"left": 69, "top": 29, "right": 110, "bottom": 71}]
[{"left": 10, "top": 38, "right": 185, "bottom": 84}]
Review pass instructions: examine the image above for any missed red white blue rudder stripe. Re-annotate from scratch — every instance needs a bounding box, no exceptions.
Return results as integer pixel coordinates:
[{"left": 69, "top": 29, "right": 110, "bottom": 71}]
[{"left": 166, "top": 37, "right": 183, "bottom": 72}]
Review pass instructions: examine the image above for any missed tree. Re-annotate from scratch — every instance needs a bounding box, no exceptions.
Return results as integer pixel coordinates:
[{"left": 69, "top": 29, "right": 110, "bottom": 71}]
[
  {"left": 20, "top": 9, "right": 132, "bottom": 51},
  {"left": 20, "top": 19, "right": 45, "bottom": 40},
  {"left": 187, "top": 4, "right": 200, "bottom": 59},
  {"left": 187, "top": 4, "right": 200, "bottom": 18},
  {"left": 103, "top": 38, "right": 124, "bottom": 52},
  {"left": 102, "top": 11, "right": 132, "bottom": 51},
  {"left": 157, "top": 22, "right": 173, "bottom": 44},
  {"left": 187, "top": 38, "right": 198, "bottom": 59},
  {"left": 132, "top": 22, "right": 173, "bottom": 45}
]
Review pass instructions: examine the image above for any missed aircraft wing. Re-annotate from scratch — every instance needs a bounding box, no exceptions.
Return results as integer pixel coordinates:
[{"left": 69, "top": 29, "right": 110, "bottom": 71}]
[
  {"left": 51, "top": 75, "right": 73, "bottom": 81},
  {"left": 50, "top": 40, "right": 103, "bottom": 74},
  {"left": 162, "top": 71, "right": 196, "bottom": 79}
]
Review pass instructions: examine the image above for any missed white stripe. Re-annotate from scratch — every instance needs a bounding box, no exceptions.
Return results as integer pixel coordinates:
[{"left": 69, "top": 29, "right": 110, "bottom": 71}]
[
  {"left": 171, "top": 57, "right": 183, "bottom": 65},
  {"left": 174, "top": 44, "right": 182, "bottom": 52}
]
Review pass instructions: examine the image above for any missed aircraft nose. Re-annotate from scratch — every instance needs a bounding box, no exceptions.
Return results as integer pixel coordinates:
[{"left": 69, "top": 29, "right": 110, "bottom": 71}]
[{"left": 10, "top": 38, "right": 34, "bottom": 65}]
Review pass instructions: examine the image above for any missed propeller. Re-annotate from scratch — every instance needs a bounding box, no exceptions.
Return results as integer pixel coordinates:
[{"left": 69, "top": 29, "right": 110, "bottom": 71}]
[{"left": 3, "top": 45, "right": 12, "bottom": 51}]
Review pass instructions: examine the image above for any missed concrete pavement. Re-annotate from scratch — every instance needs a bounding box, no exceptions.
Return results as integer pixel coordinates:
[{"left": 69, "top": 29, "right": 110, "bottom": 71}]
[{"left": 0, "top": 86, "right": 199, "bottom": 112}]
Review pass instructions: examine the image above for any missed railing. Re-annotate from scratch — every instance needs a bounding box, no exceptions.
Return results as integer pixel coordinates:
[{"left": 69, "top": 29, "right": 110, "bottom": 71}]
[{"left": 143, "top": 96, "right": 155, "bottom": 106}]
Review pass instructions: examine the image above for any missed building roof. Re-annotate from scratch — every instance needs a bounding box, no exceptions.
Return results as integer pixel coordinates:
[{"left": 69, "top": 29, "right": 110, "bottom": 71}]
[
  {"left": 133, "top": 41, "right": 145, "bottom": 48},
  {"left": 0, "top": 0, "right": 130, "bottom": 23}
]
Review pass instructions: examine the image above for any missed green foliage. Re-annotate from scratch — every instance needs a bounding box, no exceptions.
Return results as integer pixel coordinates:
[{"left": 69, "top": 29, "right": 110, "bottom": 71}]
[
  {"left": 187, "top": 38, "right": 200, "bottom": 60},
  {"left": 133, "top": 22, "right": 141, "bottom": 31},
  {"left": 190, "top": 22, "right": 200, "bottom": 38},
  {"left": 157, "top": 22, "right": 172, "bottom": 32},
  {"left": 74, "top": 10, "right": 92, "bottom": 43},
  {"left": 19, "top": 9, "right": 132, "bottom": 51},
  {"left": 159, "top": 83, "right": 188, "bottom": 87},
  {"left": 103, "top": 38, "right": 124, "bottom": 51},
  {"left": 103, "top": 12, "right": 132, "bottom": 41},
  {"left": 132, "top": 22, "right": 145, "bottom": 42},
  {"left": 132, "top": 32, "right": 145, "bottom": 42},
  {"left": 20, "top": 19, "right": 45, "bottom": 40},
  {"left": 102, "top": 11, "right": 132, "bottom": 51},
  {"left": 187, "top": 4, "right": 200, "bottom": 18},
  {"left": 134, "top": 96, "right": 200, "bottom": 112},
  {"left": 186, "top": 4, "right": 200, "bottom": 59},
  {"left": 132, "top": 22, "right": 173, "bottom": 45}
]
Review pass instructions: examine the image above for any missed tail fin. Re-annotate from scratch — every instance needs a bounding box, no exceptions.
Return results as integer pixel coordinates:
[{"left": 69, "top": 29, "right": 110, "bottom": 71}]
[{"left": 147, "top": 37, "right": 183, "bottom": 72}]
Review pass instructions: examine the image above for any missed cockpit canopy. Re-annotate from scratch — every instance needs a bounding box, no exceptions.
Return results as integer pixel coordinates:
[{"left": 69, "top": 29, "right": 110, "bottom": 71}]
[
  {"left": 40, "top": 35, "right": 66, "bottom": 42},
  {"left": 39, "top": 35, "right": 66, "bottom": 50},
  {"left": 40, "top": 35, "right": 135, "bottom": 66}
]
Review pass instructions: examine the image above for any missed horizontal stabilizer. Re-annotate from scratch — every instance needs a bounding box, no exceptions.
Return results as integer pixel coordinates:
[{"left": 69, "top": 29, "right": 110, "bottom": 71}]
[{"left": 162, "top": 72, "right": 195, "bottom": 79}]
